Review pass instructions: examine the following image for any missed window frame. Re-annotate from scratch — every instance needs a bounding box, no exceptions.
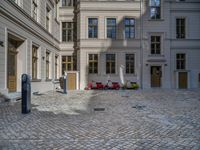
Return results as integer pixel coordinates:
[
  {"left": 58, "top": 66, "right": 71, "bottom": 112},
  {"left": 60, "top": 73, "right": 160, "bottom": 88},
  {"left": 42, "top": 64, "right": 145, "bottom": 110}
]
[
  {"left": 32, "top": 45, "right": 38, "bottom": 80},
  {"left": 62, "top": 22, "right": 74, "bottom": 42},
  {"left": 124, "top": 18, "right": 135, "bottom": 39},
  {"left": 88, "top": 54, "right": 98, "bottom": 74},
  {"left": 55, "top": 55, "right": 58, "bottom": 79},
  {"left": 88, "top": 18, "right": 98, "bottom": 39},
  {"left": 32, "top": 0, "right": 37, "bottom": 21},
  {"left": 62, "top": 0, "right": 74, "bottom": 7},
  {"left": 176, "top": 53, "right": 186, "bottom": 70},
  {"left": 46, "top": 6, "right": 51, "bottom": 32},
  {"left": 46, "top": 51, "right": 50, "bottom": 79},
  {"left": 150, "top": 35, "right": 161, "bottom": 55},
  {"left": 176, "top": 18, "right": 186, "bottom": 39},
  {"left": 106, "top": 54, "right": 116, "bottom": 74},
  {"left": 150, "top": 0, "right": 161, "bottom": 20},
  {"left": 106, "top": 18, "right": 117, "bottom": 39},
  {"left": 125, "top": 54, "right": 135, "bottom": 74}
]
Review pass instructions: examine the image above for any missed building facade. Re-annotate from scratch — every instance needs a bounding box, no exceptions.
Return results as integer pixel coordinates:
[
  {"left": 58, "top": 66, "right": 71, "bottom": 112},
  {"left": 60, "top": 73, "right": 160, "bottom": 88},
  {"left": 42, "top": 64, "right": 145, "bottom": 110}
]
[{"left": 0, "top": 0, "right": 200, "bottom": 94}]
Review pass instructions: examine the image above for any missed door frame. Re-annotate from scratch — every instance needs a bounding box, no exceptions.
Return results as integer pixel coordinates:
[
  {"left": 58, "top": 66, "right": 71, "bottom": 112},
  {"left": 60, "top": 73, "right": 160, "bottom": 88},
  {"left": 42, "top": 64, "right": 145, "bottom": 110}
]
[
  {"left": 150, "top": 65, "right": 162, "bottom": 88},
  {"left": 7, "top": 48, "right": 18, "bottom": 92},
  {"left": 175, "top": 71, "right": 190, "bottom": 89}
]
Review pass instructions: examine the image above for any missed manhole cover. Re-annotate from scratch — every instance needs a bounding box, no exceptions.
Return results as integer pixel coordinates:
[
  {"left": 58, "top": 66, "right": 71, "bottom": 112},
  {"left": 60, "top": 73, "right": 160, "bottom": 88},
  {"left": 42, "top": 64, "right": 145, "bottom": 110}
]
[
  {"left": 94, "top": 108, "right": 105, "bottom": 111},
  {"left": 132, "top": 105, "right": 146, "bottom": 110}
]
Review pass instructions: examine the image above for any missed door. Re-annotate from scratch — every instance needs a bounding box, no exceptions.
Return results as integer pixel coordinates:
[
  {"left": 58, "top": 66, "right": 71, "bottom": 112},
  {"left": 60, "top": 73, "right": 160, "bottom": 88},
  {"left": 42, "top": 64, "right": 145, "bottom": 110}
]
[
  {"left": 178, "top": 72, "right": 187, "bottom": 89},
  {"left": 7, "top": 44, "right": 18, "bottom": 92},
  {"left": 67, "top": 73, "right": 76, "bottom": 90},
  {"left": 151, "top": 66, "right": 162, "bottom": 87}
]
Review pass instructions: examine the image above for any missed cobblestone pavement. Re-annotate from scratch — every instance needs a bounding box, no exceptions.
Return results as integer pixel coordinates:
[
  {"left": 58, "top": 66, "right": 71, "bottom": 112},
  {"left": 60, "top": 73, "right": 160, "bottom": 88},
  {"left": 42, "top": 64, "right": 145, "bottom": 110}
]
[{"left": 0, "top": 89, "right": 200, "bottom": 150}]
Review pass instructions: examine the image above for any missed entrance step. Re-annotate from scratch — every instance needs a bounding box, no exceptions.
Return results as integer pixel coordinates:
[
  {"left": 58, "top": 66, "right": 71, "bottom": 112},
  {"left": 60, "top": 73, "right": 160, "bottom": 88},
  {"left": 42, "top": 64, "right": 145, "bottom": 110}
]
[{"left": 5, "top": 92, "right": 21, "bottom": 102}]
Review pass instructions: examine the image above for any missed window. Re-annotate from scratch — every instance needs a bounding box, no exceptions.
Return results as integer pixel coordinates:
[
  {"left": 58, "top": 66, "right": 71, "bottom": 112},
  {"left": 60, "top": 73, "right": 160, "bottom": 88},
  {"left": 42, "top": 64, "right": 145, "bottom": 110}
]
[
  {"left": 106, "top": 54, "right": 115, "bottom": 74},
  {"left": 46, "top": 52, "right": 50, "bottom": 79},
  {"left": 32, "top": 45, "right": 38, "bottom": 79},
  {"left": 151, "top": 36, "right": 161, "bottom": 54},
  {"left": 46, "top": 7, "right": 50, "bottom": 32},
  {"left": 107, "top": 18, "right": 116, "bottom": 39},
  {"left": 126, "top": 54, "right": 135, "bottom": 74},
  {"left": 150, "top": 0, "right": 161, "bottom": 19},
  {"left": 62, "top": 0, "right": 74, "bottom": 6},
  {"left": 55, "top": 1, "right": 58, "bottom": 20},
  {"left": 62, "top": 56, "right": 76, "bottom": 74},
  {"left": 88, "top": 18, "right": 98, "bottom": 38},
  {"left": 55, "top": 55, "right": 58, "bottom": 79},
  {"left": 62, "top": 22, "right": 73, "bottom": 42},
  {"left": 88, "top": 54, "right": 98, "bottom": 74},
  {"left": 176, "top": 18, "right": 185, "bottom": 39},
  {"left": 176, "top": 54, "right": 186, "bottom": 70},
  {"left": 124, "top": 18, "right": 135, "bottom": 39},
  {"left": 32, "top": 0, "right": 37, "bottom": 21}
]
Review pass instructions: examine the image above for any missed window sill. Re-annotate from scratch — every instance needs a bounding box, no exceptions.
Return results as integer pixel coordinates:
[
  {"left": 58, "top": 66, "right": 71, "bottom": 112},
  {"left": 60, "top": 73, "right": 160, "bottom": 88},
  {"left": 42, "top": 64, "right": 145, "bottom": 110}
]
[
  {"left": 45, "top": 79, "right": 52, "bottom": 82},
  {"left": 148, "top": 54, "right": 164, "bottom": 57},
  {"left": 31, "top": 79, "right": 42, "bottom": 82},
  {"left": 148, "top": 19, "right": 164, "bottom": 21},
  {"left": 61, "top": 41, "right": 74, "bottom": 43}
]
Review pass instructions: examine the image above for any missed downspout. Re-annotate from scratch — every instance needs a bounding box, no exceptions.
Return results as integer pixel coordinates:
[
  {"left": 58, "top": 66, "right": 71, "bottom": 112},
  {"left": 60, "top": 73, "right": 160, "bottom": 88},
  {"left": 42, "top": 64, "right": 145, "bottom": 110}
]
[{"left": 140, "top": 0, "right": 143, "bottom": 89}]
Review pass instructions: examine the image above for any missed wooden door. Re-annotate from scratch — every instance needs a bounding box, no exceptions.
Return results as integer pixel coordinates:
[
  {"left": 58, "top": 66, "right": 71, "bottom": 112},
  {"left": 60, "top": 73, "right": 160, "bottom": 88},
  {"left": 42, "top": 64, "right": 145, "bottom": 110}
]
[
  {"left": 178, "top": 72, "right": 187, "bottom": 89},
  {"left": 7, "top": 47, "right": 17, "bottom": 92},
  {"left": 67, "top": 73, "right": 76, "bottom": 90},
  {"left": 151, "top": 66, "right": 162, "bottom": 87}
]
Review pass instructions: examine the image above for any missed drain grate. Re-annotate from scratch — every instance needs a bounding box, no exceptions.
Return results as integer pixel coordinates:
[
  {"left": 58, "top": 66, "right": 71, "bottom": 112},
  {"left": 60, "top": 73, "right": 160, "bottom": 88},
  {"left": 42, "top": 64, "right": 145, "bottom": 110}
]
[
  {"left": 132, "top": 105, "right": 146, "bottom": 110},
  {"left": 94, "top": 108, "right": 105, "bottom": 111}
]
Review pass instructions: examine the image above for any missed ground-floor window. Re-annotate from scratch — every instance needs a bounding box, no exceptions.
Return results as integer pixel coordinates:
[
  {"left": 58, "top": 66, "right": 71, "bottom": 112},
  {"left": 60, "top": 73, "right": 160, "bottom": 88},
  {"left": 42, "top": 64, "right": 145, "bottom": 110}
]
[
  {"left": 55, "top": 55, "right": 58, "bottom": 79},
  {"left": 106, "top": 54, "right": 115, "bottom": 74},
  {"left": 126, "top": 54, "right": 135, "bottom": 74},
  {"left": 32, "top": 45, "right": 38, "bottom": 79},
  {"left": 62, "top": 56, "right": 76, "bottom": 75},
  {"left": 46, "top": 51, "right": 50, "bottom": 79},
  {"left": 88, "top": 54, "right": 98, "bottom": 74}
]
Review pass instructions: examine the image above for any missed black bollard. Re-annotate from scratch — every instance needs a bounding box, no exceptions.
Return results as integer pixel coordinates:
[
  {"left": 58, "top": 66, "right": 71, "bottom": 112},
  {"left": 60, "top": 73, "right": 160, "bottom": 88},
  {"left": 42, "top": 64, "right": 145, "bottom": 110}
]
[{"left": 21, "top": 74, "right": 31, "bottom": 114}]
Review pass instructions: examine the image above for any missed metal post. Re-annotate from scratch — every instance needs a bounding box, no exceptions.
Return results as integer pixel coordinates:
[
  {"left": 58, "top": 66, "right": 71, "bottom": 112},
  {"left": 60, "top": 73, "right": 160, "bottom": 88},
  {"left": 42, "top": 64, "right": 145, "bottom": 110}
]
[{"left": 21, "top": 74, "right": 31, "bottom": 114}]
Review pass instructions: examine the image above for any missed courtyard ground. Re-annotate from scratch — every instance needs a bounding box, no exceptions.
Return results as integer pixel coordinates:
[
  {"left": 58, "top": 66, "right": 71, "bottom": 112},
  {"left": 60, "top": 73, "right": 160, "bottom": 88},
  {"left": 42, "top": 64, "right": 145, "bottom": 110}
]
[{"left": 0, "top": 89, "right": 200, "bottom": 150}]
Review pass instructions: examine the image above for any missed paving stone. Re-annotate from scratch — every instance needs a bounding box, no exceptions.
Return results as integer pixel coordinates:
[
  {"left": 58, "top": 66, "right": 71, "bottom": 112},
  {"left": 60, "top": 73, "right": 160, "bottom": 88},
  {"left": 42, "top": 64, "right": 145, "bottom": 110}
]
[{"left": 0, "top": 89, "right": 200, "bottom": 149}]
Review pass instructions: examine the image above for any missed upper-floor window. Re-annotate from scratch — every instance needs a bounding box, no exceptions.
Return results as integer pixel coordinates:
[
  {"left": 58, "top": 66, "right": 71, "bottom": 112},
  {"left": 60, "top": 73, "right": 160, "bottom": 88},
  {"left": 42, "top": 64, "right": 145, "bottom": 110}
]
[
  {"left": 126, "top": 54, "right": 135, "bottom": 74},
  {"left": 107, "top": 18, "right": 116, "bottom": 39},
  {"left": 62, "top": 0, "right": 74, "bottom": 6},
  {"left": 32, "top": 45, "right": 38, "bottom": 79},
  {"left": 88, "top": 54, "right": 98, "bottom": 74},
  {"left": 106, "top": 54, "right": 115, "bottom": 74},
  {"left": 32, "top": 0, "right": 37, "bottom": 21},
  {"left": 88, "top": 18, "right": 98, "bottom": 38},
  {"left": 62, "top": 22, "right": 74, "bottom": 42},
  {"left": 46, "top": 6, "right": 50, "bottom": 32},
  {"left": 176, "top": 53, "right": 186, "bottom": 70},
  {"left": 150, "top": 0, "right": 161, "bottom": 20},
  {"left": 124, "top": 18, "right": 135, "bottom": 39},
  {"left": 176, "top": 18, "right": 185, "bottom": 39},
  {"left": 151, "top": 36, "right": 161, "bottom": 54},
  {"left": 46, "top": 51, "right": 50, "bottom": 79}
]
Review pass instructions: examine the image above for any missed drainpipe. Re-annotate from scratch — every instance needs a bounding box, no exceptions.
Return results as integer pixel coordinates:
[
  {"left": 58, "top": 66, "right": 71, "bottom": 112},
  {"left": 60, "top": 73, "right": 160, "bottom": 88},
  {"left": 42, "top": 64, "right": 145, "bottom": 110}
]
[{"left": 140, "top": 0, "right": 143, "bottom": 89}]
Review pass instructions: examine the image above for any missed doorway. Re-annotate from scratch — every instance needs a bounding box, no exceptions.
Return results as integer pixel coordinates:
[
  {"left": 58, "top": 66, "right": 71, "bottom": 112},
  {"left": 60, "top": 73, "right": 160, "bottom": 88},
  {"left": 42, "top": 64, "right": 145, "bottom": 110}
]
[
  {"left": 178, "top": 72, "right": 188, "bottom": 89},
  {"left": 151, "top": 66, "right": 162, "bottom": 87},
  {"left": 7, "top": 34, "right": 23, "bottom": 92},
  {"left": 67, "top": 73, "right": 76, "bottom": 90}
]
